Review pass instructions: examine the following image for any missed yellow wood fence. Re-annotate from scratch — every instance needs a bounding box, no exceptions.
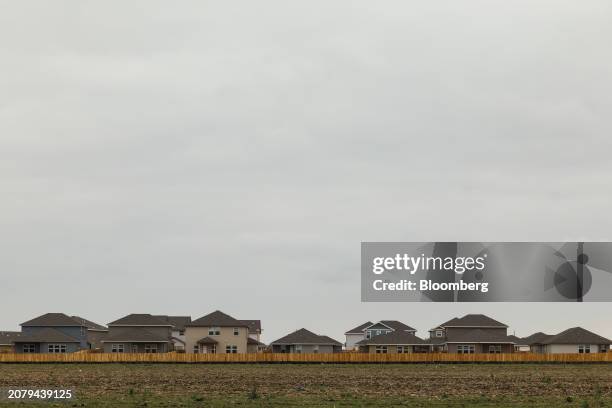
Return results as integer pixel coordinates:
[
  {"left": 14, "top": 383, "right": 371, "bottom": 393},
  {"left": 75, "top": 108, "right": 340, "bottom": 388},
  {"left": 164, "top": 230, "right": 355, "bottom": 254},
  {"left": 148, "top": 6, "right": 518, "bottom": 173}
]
[{"left": 0, "top": 352, "right": 610, "bottom": 363}]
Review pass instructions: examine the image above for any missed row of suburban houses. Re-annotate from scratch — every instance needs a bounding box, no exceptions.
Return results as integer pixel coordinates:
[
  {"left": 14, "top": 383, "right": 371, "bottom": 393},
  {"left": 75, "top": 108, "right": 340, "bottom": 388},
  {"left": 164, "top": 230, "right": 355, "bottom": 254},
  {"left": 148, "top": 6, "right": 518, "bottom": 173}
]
[{"left": 0, "top": 312, "right": 609, "bottom": 355}]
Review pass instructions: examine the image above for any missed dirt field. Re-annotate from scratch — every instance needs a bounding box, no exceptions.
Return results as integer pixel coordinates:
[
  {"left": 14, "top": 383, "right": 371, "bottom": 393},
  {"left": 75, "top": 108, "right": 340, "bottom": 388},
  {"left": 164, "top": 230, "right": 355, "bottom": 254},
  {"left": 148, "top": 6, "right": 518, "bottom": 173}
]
[{"left": 0, "top": 363, "right": 610, "bottom": 407}]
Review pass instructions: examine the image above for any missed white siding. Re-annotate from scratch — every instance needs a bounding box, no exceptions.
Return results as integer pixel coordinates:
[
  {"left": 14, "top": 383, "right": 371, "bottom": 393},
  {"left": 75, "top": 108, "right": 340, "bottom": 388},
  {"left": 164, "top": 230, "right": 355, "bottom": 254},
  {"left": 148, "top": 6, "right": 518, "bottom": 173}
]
[
  {"left": 546, "top": 344, "right": 602, "bottom": 354},
  {"left": 345, "top": 333, "right": 364, "bottom": 350}
]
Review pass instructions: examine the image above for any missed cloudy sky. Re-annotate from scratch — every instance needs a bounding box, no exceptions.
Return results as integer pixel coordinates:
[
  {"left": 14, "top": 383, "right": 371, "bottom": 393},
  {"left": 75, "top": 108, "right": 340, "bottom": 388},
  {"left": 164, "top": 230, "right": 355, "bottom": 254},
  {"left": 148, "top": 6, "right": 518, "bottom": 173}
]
[{"left": 1, "top": 1, "right": 611, "bottom": 342}]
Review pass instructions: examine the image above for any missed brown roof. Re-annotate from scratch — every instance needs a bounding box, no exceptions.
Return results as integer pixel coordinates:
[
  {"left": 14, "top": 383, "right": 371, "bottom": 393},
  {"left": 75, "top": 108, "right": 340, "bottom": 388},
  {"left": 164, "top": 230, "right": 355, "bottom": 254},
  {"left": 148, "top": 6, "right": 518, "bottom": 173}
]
[
  {"left": 108, "top": 314, "right": 173, "bottom": 327},
  {"left": 21, "top": 313, "right": 86, "bottom": 327},
  {"left": 239, "top": 320, "right": 262, "bottom": 334},
  {"left": 345, "top": 321, "right": 373, "bottom": 334},
  {"left": 71, "top": 316, "right": 107, "bottom": 331},
  {"left": 154, "top": 316, "right": 192, "bottom": 331},
  {"left": 357, "top": 331, "right": 428, "bottom": 346},
  {"left": 270, "top": 328, "right": 342, "bottom": 346},
  {"left": 0, "top": 331, "right": 22, "bottom": 345},
  {"left": 437, "top": 314, "right": 508, "bottom": 329},
  {"left": 542, "top": 327, "right": 611, "bottom": 345},
  {"left": 247, "top": 337, "right": 266, "bottom": 346},
  {"left": 522, "top": 332, "right": 553, "bottom": 345},
  {"left": 196, "top": 337, "right": 218, "bottom": 345},
  {"left": 13, "top": 328, "right": 81, "bottom": 343},
  {"left": 189, "top": 311, "right": 247, "bottom": 328},
  {"left": 101, "top": 328, "right": 169, "bottom": 343},
  {"left": 445, "top": 328, "right": 514, "bottom": 344},
  {"left": 378, "top": 320, "right": 416, "bottom": 332}
]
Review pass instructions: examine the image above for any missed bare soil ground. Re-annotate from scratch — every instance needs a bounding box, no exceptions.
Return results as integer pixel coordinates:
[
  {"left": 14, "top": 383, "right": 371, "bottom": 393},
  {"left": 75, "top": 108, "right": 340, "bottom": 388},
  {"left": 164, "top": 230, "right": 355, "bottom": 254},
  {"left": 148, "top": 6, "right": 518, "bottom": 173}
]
[{"left": 0, "top": 363, "right": 610, "bottom": 407}]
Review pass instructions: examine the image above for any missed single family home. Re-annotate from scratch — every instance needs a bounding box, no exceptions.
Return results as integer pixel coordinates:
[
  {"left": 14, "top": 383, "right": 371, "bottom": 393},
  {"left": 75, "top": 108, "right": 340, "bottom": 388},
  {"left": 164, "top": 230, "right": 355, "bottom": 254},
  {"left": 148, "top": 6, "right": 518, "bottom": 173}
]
[
  {"left": 428, "top": 314, "right": 515, "bottom": 353},
  {"left": 527, "top": 327, "right": 610, "bottom": 354},
  {"left": 102, "top": 314, "right": 173, "bottom": 353},
  {"left": 270, "top": 328, "right": 342, "bottom": 353},
  {"left": 344, "top": 320, "right": 417, "bottom": 350},
  {"left": 356, "top": 331, "right": 431, "bottom": 353},
  {"left": 185, "top": 310, "right": 251, "bottom": 354},
  {"left": 12, "top": 313, "right": 101, "bottom": 353}
]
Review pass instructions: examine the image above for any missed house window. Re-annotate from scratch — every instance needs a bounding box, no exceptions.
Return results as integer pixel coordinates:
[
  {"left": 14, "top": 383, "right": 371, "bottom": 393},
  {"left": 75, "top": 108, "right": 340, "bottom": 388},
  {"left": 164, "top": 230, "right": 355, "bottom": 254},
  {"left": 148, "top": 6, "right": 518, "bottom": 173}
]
[
  {"left": 111, "top": 344, "right": 124, "bottom": 353},
  {"left": 132, "top": 344, "right": 138, "bottom": 353},
  {"left": 193, "top": 344, "right": 199, "bottom": 354},
  {"left": 365, "top": 332, "right": 372, "bottom": 339},
  {"left": 48, "top": 344, "right": 67, "bottom": 353},
  {"left": 578, "top": 345, "right": 591, "bottom": 354},
  {"left": 144, "top": 344, "right": 158, "bottom": 353},
  {"left": 225, "top": 345, "right": 237, "bottom": 354},
  {"left": 457, "top": 345, "right": 475, "bottom": 354},
  {"left": 233, "top": 328, "right": 239, "bottom": 336},
  {"left": 375, "top": 346, "right": 388, "bottom": 354},
  {"left": 208, "top": 327, "right": 220, "bottom": 336},
  {"left": 179, "top": 330, "right": 185, "bottom": 336},
  {"left": 397, "top": 346, "right": 408, "bottom": 353},
  {"left": 295, "top": 344, "right": 302, "bottom": 353},
  {"left": 488, "top": 345, "right": 502, "bottom": 354},
  {"left": 435, "top": 330, "right": 443, "bottom": 337},
  {"left": 600, "top": 345, "right": 609, "bottom": 353},
  {"left": 313, "top": 345, "right": 319, "bottom": 354},
  {"left": 209, "top": 345, "right": 216, "bottom": 354},
  {"left": 22, "top": 344, "right": 36, "bottom": 353}
]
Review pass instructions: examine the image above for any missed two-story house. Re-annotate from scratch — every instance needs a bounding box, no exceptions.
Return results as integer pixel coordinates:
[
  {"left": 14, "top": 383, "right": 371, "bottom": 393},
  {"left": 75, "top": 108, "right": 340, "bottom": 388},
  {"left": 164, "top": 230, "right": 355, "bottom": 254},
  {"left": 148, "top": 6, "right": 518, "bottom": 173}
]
[
  {"left": 102, "top": 314, "right": 173, "bottom": 353},
  {"left": 428, "top": 314, "right": 515, "bottom": 353},
  {"left": 12, "top": 313, "right": 95, "bottom": 353},
  {"left": 185, "top": 310, "right": 251, "bottom": 354},
  {"left": 344, "top": 320, "right": 417, "bottom": 350}
]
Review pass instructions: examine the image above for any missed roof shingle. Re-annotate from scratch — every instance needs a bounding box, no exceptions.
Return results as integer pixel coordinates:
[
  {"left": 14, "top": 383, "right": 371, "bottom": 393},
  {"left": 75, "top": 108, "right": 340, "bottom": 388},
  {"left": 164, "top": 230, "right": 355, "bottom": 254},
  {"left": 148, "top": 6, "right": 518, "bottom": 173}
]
[
  {"left": 271, "top": 328, "right": 342, "bottom": 346},
  {"left": 189, "top": 311, "right": 247, "bottom": 328}
]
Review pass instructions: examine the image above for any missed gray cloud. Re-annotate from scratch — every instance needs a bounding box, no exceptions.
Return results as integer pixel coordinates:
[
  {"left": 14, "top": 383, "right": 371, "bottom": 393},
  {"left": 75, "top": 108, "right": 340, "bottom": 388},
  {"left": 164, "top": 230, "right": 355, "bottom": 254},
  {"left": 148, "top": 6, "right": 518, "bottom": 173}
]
[{"left": 1, "top": 0, "right": 611, "bottom": 342}]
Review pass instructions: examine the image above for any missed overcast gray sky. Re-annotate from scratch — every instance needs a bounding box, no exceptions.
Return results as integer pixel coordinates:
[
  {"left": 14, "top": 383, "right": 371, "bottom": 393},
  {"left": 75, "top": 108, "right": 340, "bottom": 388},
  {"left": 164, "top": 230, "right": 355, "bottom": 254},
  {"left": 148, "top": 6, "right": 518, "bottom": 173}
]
[{"left": 1, "top": 1, "right": 611, "bottom": 343}]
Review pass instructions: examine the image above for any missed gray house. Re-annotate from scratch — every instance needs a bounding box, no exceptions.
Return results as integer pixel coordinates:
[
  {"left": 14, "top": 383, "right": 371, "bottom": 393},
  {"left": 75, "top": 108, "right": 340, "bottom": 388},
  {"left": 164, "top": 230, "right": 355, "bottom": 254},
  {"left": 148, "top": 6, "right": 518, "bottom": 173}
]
[
  {"left": 356, "top": 331, "right": 431, "bottom": 354},
  {"left": 102, "top": 314, "right": 173, "bottom": 353},
  {"left": 428, "top": 314, "right": 516, "bottom": 354},
  {"left": 270, "top": 328, "right": 342, "bottom": 353},
  {"left": 345, "top": 320, "right": 417, "bottom": 350},
  {"left": 13, "top": 313, "right": 92, "bottom": 353}
]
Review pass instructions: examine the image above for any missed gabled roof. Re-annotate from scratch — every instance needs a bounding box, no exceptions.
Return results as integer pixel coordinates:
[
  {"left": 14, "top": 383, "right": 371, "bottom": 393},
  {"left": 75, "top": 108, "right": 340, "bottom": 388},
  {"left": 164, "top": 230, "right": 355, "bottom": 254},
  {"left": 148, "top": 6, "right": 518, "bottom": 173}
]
[
  {"left": 196, "top": 336, "right": 218, "bottom": 345},
  {"left": 154, "top": 316, "right": 192, "bottom": 331},
  {"left": 445, "top": 328, "right": 514, "bottom": 344},
  {"left": 12, "top": 328, "right": 81, "bottom": 343},
  {"left": 101, "top": 328, "right": 169, "bottom": 343},
  {"left": 357, "top": 331, "right": 428, "bottom": 346},
  {"left": 108, "top": 314, "right": 173, "bottom": 327},
  {"left": 379, "top": 320, "right": 416, "bottom": 332},
  {"left": 247, "top": 337, "right": 266, "bottom": 346},
  {"left": 542, "top": 327, "right": 611, "bottom": 345},
  {"left": 270, "top": 328, "right": 342, "bottom": 346},
  {"left": 188, "top": 311, "right": 247, "bottom": 328},
  {"left": 0, "top": 331, "right": 22, "bottom": 345},
  {"left": 71, "top": 316, "right": 108, "bottom": 331},
  {"left": 345, "top": 321, "right": 373, "bottom": 335},
  {"left": 522, "top": 332, "right": 553, "bottom": 345},
  {"left": 436, "top": 314, "right": 508, "bottom": 329},
  {"left": 21, "top": 313, "right": 86, "bottom": 327},
  {"left": 239, "top": 320, "right": 262, "bottom": 334}
]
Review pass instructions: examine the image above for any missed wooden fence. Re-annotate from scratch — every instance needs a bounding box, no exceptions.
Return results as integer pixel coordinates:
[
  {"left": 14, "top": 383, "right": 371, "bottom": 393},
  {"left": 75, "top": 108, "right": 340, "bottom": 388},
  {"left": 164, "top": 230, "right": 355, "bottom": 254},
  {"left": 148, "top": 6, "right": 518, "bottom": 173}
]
[{"left": 0, "top": 352, "right": 610, "bottom": 364}]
